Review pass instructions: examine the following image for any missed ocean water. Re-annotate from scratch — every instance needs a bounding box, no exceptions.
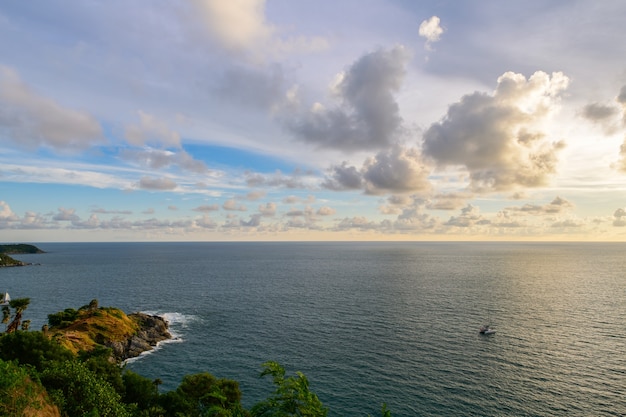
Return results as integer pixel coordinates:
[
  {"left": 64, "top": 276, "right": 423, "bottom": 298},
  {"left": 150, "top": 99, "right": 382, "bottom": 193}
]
[{"left": 2, "top": 242, "right": 625, "bottom": 416}]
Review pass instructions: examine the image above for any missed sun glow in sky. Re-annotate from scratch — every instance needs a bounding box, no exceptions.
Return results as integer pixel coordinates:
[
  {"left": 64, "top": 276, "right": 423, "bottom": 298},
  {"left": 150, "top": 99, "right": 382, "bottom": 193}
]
[{"left": 2, "top": 0, "right": 626, "bottom": 242}]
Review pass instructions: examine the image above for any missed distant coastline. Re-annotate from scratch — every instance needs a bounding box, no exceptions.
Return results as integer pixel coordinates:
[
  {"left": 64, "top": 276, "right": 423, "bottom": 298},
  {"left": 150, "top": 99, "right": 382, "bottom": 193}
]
[
  {"left": 0, "top": 243, "right": 45, "bottom": 254},
  {"left": 0, "top": 243, "right": 44, "bottom": 267}
]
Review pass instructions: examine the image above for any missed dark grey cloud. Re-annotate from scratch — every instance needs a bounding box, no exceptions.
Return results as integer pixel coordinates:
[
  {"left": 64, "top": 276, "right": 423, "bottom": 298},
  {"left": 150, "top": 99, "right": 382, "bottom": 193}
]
[
  {"left": 361, "top": 146, "right": 431, "bottom": 195},
  {"left": 323, "top": 146, "right": 431, "bottom": 195},
  {"left": 286, "top": 46, "right": 408, "bottom": 151},
  {"left": 322, "top": 162, "right": 363, "bottom": 190},
  {"left": 582, "top": 102, "right": 619, "bottom": 122}
]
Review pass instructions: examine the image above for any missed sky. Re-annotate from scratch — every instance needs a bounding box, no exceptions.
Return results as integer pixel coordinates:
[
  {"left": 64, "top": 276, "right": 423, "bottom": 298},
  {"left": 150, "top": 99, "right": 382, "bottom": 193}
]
[{"left": 1, "top": 0, "right": 626, "bottom": 242}]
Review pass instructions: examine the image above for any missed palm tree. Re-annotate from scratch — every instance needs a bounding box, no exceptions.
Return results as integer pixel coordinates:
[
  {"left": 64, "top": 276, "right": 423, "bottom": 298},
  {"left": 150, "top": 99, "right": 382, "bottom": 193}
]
[{"left": 5, "top": 298, "right": 30, "bottom": 333}]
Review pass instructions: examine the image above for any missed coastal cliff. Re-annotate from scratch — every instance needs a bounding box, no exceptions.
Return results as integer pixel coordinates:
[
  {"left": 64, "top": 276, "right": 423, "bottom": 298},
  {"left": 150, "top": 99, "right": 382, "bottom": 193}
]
[
  {"left": 108, "top": 312, "right": 172, "bottom": 361},
  {"left": 48, "top": 301, "right": 171, "bottom": 362}
]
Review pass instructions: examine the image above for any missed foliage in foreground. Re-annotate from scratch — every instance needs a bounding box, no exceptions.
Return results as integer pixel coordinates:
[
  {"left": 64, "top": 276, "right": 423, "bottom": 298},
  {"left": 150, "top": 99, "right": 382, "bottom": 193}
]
[{"left": 0, "top": 300, "right": 394, "bottom": 417}]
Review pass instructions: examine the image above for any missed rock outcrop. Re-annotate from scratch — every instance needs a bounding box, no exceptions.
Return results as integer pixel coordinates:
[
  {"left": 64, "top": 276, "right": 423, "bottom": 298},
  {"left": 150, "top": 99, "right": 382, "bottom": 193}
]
[
  {"left": 50, "top": 304, "right": 173, "bottom": 362},
  {"left": 107, "top": 313, "right": 172, "bottom": 361}
]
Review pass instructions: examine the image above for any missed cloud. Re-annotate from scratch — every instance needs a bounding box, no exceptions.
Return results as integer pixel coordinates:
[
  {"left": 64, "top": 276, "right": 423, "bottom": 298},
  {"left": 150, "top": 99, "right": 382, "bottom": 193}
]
[
  {"left": 286, "top": 46, "right": 408, "bottom": 151},
  {"left": 580, "top": 86, "right": 626, "bottom": 134},
  {"left": 361, "top": 146, "right": 432, "bottom": 195},
  {"left": 550, "top": 219, "right": 582, "bottom": 228},
  {"left": 617, "top": 141, "right": 626, "bottom": 173},
  {"left": 322, "top": 162, "right": 363, "bottom": 190},
  {"left": 258, "top": 202, "right": 276, "bottom": 216},
  {"left": 192, "top": 0, "right": 273, "bottom": 52},
  {"left": 91, "top": 208, "right": 133, "bottom": 215},
  {"left": 192, "top": 204, "right": 219, "bottom": 212},
  {"left": 0, "top": 66, "right": 103, "bottom": 151},
  {"left": 419, "top": 16, "right": 444, "bottom": 49},
  {"left": 244, "top": 191, "right": 267, "bottom": 201},
  {"left": 618, "top": 86, "right": 626, "bottom": 106},
  {"left": 53, "top": 207, "right": 80, "bottom": 222},
  {"left": 120, "top": 148, "right": 209, "bottom": 174},
  {"left": 192, "top": 0, "right": 327, "bottom": 57},
  {"left": 427, "top": 193, "right": 473, "bottom": 210},
  {"left": 125, "top": 110, "right": 181, "bottom": 148},
  {"left": 422, "top": 71, "right": 569, "bottom": 193},
  {"left": 324, "top": 145, "right": 431, "bottom": 195},
  {"left": 245, "top": 170, "right": 309, "bottom": 189},
  {"left": 137, "top": 176, "right": 177, "bottom": 190},
  {"left": 581, "top": 102, "right": 619, "bottom": 122},
  {"left": 0, "top": 201, "right": 19, "bottom": 225},
  {"left": 507, "top": 196, "right": 573, "bottom": 215},
  {"left": 444, "top": 204, "right": 490, "bottom": 227},
  {"left": 316, "top": 206, "right": 336, "bottom": 216},
  {"left": 613, "top": 208, "right": 626, "bottom": 227},
  {"left": 223, "top": 199, "right": 247, "bottom": 211}
]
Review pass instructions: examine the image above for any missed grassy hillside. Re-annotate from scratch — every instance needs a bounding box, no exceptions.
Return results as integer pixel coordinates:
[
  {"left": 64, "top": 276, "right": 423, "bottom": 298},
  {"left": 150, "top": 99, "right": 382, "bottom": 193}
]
[
  {"left": 48, "top": 303, "right": 140, "bottom": 355},
  {"left": 0, "top": 360, "right": 61, "bottom": 417}
]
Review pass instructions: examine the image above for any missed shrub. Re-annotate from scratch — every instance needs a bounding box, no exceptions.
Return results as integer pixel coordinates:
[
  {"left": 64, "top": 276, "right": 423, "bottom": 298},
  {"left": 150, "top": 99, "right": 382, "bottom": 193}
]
[{"left": 40, "top": 360, "right": 131, "bottom": 417}]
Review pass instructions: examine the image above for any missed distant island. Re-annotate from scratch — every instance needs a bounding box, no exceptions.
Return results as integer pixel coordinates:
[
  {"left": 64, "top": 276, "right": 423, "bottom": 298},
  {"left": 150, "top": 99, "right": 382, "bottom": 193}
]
[
  {"left": 0, "top": 243, "right": 44, "bottom": 267},
  {"left": 0, "top": 243, "right": 44, "bottom": 254}
]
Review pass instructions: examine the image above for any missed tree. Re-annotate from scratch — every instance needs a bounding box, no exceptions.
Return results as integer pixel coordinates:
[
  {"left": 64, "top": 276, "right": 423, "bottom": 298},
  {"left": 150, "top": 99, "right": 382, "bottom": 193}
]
[
  {"left": 251, "top": 361, "right": 328, "bottom": 417},
  {"left": 40, "top": 360, "right": 131, "bottom": 417},
  {"left": 123, "top": 370, "right": 159, "bottom": 410},
  {"left": 0, "top": 330, "right": 74, "bottom": 371},
  {"left": 2, "top": 298, "right": 30, "bottom": 333},
  {"left": 159, "top": 372, "right": 247, "bottom": 417}
]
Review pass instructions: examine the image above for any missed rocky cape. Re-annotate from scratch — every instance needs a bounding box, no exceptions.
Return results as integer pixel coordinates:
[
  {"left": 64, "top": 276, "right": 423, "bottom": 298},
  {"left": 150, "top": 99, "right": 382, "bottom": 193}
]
[
  {"left": 109, "top": 312, "right": 172, "bottom": 361},
  {"left": 48, "top": 304, "right": 172, "bottom": 362}
]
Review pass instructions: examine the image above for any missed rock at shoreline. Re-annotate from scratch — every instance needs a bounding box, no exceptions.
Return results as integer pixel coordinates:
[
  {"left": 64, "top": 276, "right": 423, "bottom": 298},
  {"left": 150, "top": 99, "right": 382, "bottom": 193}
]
[{"left": 107, "top": 313, "right": 172, "bottom": 361}]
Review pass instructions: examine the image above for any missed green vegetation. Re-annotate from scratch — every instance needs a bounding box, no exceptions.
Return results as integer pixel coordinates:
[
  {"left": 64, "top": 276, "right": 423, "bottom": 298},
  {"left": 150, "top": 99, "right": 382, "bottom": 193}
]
[
  {"left": 0, "top": 243, "right": 43, "bottom": 266},
  {"left": 0, "top": 253, "right": 26, "bottom": 267},
  {"left": 0, "top": 299, "right": 394, "bottom": 417},
  {"left": 0, "top": 243, "right": 44, "bottom": 254}
]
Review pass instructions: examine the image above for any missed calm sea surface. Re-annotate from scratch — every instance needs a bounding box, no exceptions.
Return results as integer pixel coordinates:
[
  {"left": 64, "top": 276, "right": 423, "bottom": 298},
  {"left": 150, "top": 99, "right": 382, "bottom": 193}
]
[{"left": 3, "top": 242, "right": 625, "bottom": 416}]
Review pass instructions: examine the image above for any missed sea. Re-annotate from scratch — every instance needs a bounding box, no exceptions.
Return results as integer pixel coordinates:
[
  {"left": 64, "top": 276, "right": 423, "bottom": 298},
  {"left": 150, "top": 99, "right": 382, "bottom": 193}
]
[{"left": 2, "top": 242, "right": 625, "bottom": 416}]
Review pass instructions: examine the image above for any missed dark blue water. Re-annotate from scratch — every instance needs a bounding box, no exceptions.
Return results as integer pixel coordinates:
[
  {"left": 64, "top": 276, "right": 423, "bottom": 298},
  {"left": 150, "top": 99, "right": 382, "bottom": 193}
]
[{"left": 2, "top": 242, "right": 625, "bottom": 416}]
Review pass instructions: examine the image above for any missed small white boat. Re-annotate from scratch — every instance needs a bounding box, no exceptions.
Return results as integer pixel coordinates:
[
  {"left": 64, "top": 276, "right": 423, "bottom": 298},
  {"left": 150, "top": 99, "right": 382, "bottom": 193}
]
[
  {"left": 0, "top": 292, "right": 10, "bottom": 306},
  {"left": 479, "top": 325, "right": 495, "bottom": 335}
]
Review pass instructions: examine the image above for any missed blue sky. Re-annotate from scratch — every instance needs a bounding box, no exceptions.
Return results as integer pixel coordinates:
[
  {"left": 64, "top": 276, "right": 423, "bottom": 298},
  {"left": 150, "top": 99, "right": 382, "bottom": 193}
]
[{"left": 2, "top": 0, "right": 626, "bottom": 241}]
